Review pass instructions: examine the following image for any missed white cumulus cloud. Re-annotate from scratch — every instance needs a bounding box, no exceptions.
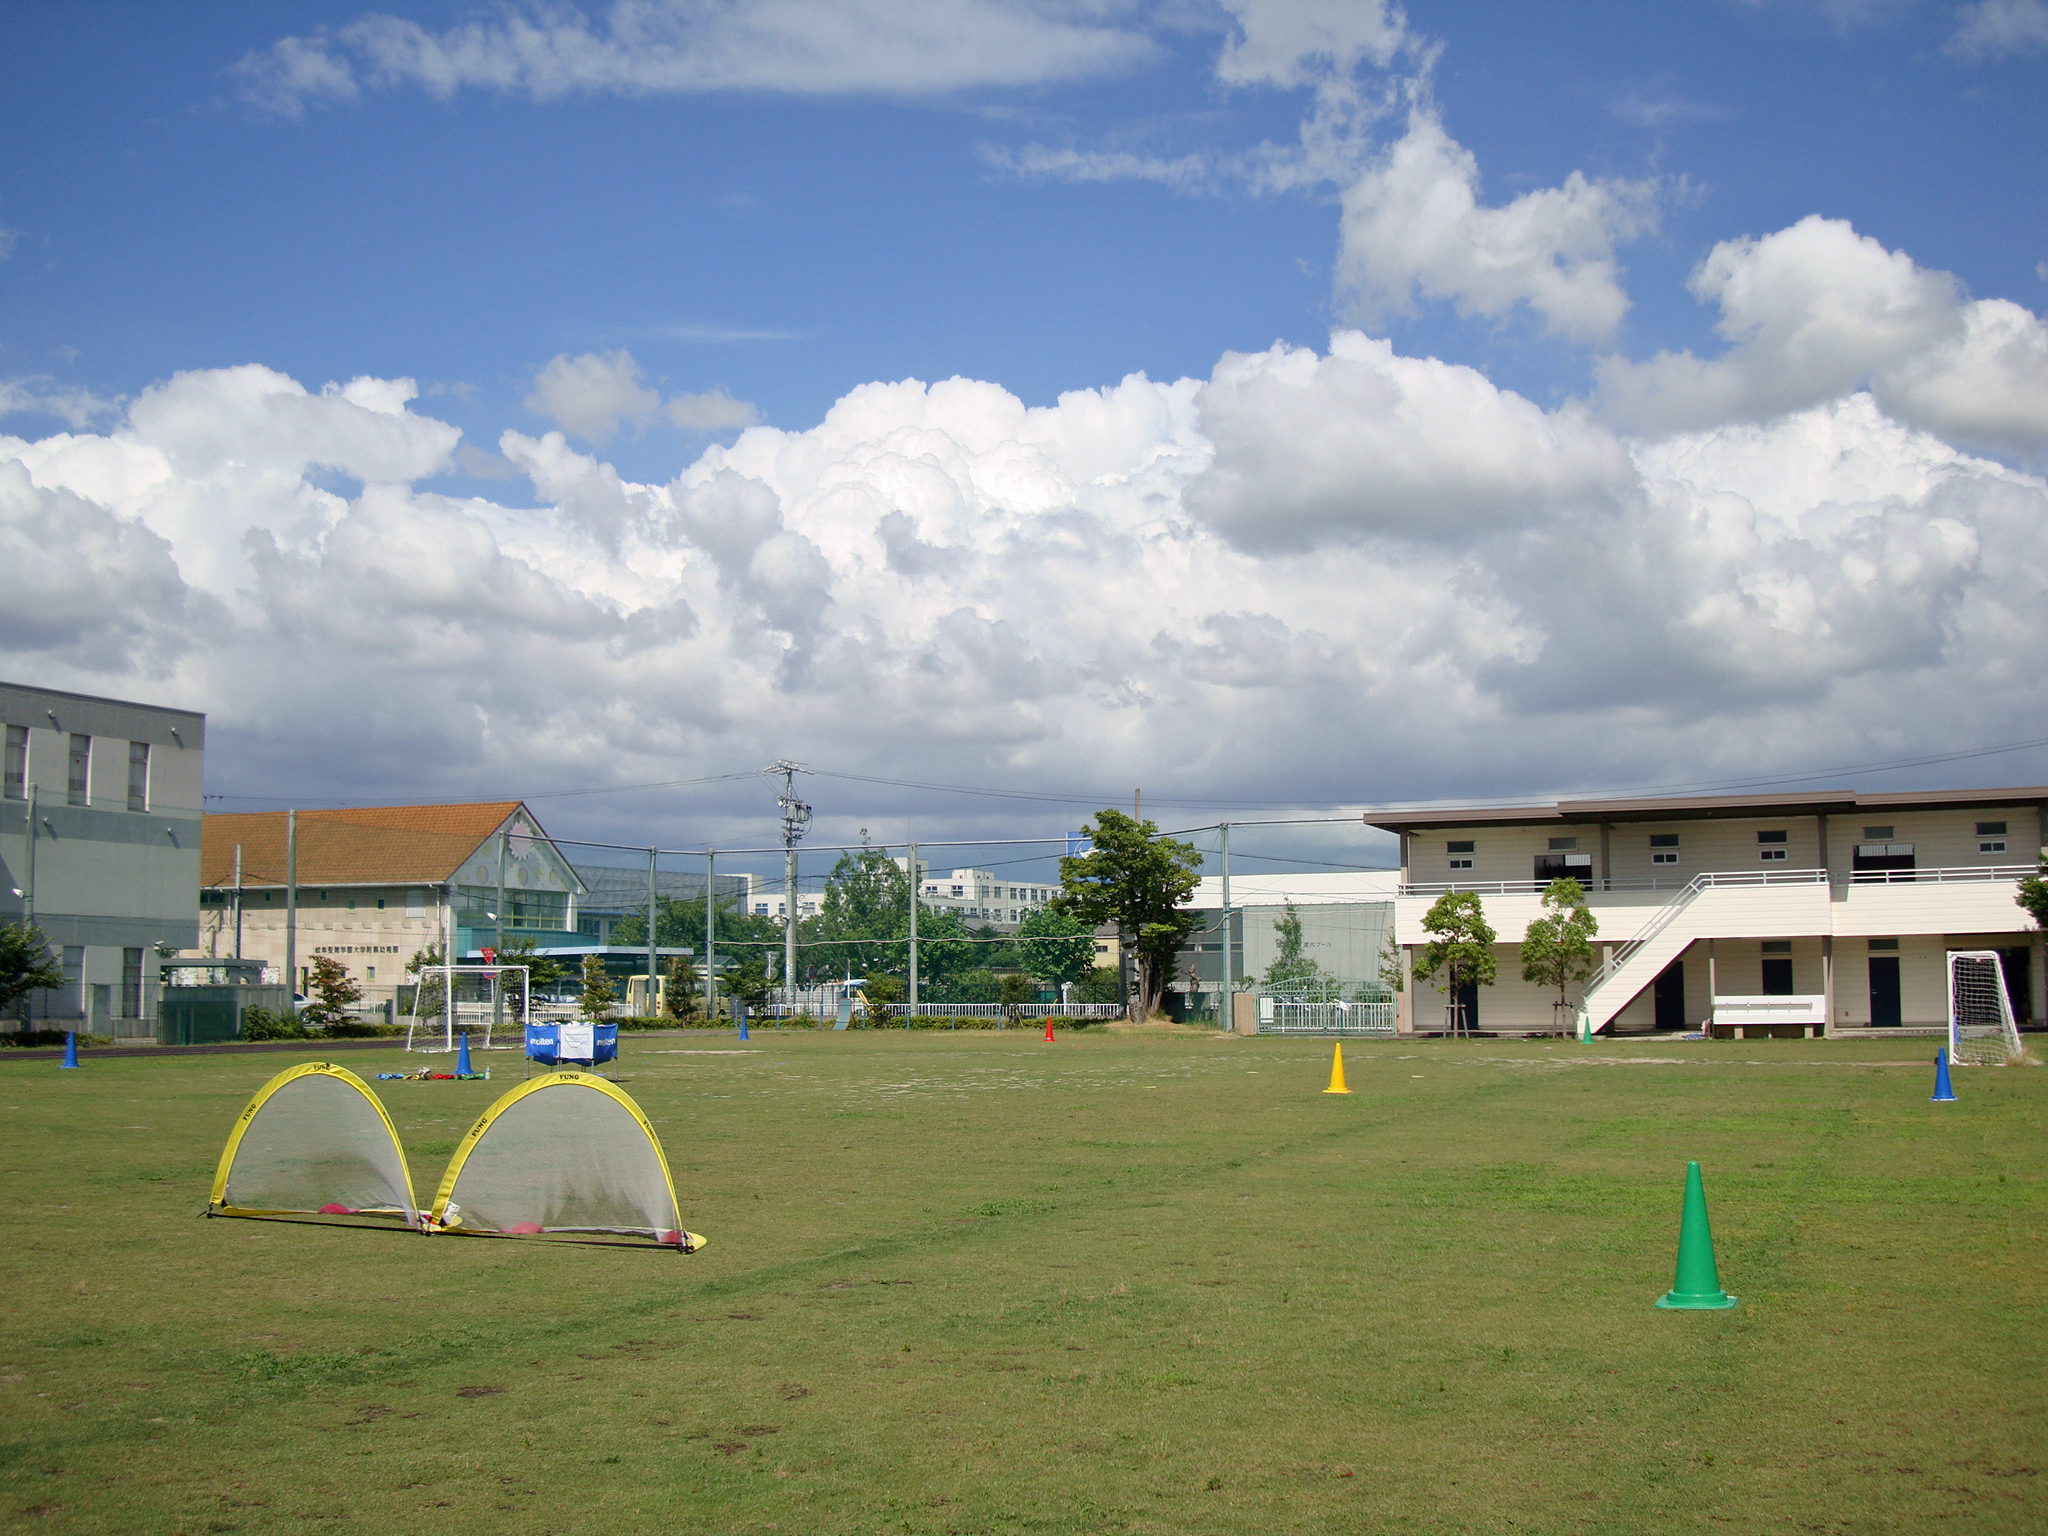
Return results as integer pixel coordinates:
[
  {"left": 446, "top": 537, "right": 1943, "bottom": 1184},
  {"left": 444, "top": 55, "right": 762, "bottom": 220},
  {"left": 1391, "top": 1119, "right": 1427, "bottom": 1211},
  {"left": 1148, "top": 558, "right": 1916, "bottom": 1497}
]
[
  {"left": 1947, "top": 0, "right": 2048, "bottom": 59},
  {"left": 524, "top": 350, "right": 662, "bottom": 446},
  {"left": 1597, "top": 215, "right": 2048, "bottom": 453}
]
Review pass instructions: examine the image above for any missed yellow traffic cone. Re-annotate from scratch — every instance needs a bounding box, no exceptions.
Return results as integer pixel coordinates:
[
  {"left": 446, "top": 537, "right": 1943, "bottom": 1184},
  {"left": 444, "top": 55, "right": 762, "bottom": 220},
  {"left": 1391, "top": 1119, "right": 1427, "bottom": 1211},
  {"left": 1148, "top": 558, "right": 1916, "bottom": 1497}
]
[{"left": 1323, "top": 1040, "right": 1351, "bottom": 1094}]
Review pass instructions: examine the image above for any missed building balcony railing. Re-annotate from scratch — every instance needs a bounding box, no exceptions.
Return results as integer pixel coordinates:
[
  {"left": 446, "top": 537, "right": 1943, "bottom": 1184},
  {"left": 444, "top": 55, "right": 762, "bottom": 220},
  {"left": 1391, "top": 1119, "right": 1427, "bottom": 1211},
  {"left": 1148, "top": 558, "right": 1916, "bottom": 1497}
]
[{"left": 1397, "top": 864, "right": 2035, "bottom": 898}]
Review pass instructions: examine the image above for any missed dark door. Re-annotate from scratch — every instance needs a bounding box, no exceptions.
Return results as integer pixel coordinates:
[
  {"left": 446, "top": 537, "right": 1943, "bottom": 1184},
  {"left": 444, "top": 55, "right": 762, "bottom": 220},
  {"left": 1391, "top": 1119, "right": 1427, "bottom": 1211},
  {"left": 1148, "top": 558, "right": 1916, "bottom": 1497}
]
[
  {"left": 1868, "top": 957, "right": 1901, "bottom": 1027},
  {"left": 1762, "top": 958, "right": 1795, "bottom": 995},
  {"left": 1450, "top": 980, "right": 1480, "bottom": 1033},
  {"left": 1654, "top": 962, "right": 1686, "bottom": 1031}
]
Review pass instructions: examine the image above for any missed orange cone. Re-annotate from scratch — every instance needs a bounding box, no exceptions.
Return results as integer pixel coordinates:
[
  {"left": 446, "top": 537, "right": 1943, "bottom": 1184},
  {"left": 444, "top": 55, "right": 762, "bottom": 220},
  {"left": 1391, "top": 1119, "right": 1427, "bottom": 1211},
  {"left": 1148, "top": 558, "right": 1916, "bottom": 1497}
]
[{"left": 1044, "top": 1016, "right": 1056, "bottom": 1042}]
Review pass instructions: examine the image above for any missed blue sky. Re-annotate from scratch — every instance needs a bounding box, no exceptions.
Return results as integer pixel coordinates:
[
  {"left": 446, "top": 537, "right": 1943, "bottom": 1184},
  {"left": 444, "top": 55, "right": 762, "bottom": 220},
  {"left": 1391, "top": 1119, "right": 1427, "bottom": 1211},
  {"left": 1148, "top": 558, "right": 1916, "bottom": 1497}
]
[{"left": 2, "top": 1, "right": 2046, "bottom": 874}]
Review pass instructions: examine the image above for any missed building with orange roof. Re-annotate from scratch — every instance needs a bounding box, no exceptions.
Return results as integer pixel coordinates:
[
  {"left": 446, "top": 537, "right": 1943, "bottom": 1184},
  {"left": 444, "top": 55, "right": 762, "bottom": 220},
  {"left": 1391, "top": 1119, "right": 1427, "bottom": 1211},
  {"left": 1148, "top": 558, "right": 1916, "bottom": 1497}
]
[{"left": 196, "top": 801, "right": 584, "bottom": 1004}]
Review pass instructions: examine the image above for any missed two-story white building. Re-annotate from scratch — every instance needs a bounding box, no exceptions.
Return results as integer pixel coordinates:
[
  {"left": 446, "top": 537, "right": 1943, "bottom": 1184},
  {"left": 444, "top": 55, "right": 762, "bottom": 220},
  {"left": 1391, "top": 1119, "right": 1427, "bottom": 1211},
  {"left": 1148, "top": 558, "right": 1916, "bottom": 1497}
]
[{"left": 1370, "top": 787, "right": 2043, "bottom": 1037}]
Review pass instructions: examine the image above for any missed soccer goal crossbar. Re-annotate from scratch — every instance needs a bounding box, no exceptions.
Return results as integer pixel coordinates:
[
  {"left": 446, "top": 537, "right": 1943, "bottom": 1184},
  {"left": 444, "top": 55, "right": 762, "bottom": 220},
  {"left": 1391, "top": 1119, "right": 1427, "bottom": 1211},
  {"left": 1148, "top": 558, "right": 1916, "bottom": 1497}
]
[
  {"left": 1947, "top": 950, "right": 2024, "bottom": 1067},
  {"left": 405, "top": 965, "right": 531, "bottom": 1053}
]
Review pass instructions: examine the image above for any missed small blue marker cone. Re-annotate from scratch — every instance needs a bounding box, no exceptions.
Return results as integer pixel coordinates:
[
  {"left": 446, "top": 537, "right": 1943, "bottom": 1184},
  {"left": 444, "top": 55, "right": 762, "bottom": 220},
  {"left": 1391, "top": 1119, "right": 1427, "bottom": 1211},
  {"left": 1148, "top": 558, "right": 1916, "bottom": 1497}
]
[
  {"left": 1930, "top": 1046, "right": 1955, "bottom": 1102},
  {"left": 737, "top": 1012, "right": 749, "bottom": 1041},
  {"left": 59, "top": 1030, "right": 80, "bottom": 1069},
  {"left": 456, "top": 1032, "right": 473, "bottom": 1076}
]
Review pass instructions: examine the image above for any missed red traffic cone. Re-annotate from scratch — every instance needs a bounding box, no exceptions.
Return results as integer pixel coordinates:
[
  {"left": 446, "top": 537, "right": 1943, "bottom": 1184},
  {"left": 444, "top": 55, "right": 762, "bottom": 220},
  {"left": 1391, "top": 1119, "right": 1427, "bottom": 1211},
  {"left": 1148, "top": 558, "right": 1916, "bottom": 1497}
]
[{"left": 1044, "top": 1016, "right": 1056, "bottom": 1042}]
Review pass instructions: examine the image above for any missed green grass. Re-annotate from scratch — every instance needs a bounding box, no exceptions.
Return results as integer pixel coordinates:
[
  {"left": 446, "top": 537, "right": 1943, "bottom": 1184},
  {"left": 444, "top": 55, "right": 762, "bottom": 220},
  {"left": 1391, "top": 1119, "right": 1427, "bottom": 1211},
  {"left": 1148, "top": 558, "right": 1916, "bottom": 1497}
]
[{"left": 1, "top": 1029, "right": 2043, "bottom": 1535}]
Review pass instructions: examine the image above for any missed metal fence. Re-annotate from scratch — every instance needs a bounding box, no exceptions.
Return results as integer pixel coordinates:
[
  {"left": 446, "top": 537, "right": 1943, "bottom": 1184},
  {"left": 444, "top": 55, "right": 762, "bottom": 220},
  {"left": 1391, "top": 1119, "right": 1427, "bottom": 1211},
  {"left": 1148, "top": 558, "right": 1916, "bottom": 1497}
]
[{"left": 1257, "top": 998, "right": 1398, "bottom": 1036}]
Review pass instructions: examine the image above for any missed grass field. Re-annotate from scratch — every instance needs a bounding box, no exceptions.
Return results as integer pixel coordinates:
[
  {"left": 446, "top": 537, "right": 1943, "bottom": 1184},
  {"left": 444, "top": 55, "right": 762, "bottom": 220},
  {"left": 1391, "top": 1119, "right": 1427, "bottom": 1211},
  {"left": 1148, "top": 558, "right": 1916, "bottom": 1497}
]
[{"left": 2, "top": 1027, "right": 2043, "bottom": 1535}]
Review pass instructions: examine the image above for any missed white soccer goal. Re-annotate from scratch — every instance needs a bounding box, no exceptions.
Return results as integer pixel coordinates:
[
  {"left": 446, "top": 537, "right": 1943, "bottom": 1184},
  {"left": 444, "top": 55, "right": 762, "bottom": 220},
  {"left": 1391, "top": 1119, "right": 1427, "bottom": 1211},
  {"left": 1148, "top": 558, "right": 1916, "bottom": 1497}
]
[
  {"left": 1947, "top": 950, "right": 2023, "bottom": 1066},
  {"left": 405, "top": 965, "right": 530, "bottom": 1053}
]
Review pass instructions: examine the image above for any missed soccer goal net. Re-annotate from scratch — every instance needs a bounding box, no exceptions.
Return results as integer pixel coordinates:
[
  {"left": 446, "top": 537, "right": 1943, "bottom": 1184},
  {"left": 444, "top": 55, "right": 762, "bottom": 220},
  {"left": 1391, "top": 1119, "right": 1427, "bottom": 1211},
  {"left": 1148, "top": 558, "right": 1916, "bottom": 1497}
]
[
  {"left": 405, "top": 965, "right": 530, "bottom": 1053},
  {"left": 1948, "top": 950, "right": 2023, "bottom": 1066}
]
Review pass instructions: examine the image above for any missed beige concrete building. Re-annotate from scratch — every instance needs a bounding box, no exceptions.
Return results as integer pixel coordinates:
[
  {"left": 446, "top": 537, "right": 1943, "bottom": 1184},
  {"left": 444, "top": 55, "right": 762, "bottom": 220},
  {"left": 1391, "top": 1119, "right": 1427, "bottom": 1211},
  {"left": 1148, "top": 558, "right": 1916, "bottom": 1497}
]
[
  {"left": 195, "top": 801, "right": 582, "bottom": 1007},
  {"left": 1370, "top": 787, "right": 2043, "bottom": 1037}
]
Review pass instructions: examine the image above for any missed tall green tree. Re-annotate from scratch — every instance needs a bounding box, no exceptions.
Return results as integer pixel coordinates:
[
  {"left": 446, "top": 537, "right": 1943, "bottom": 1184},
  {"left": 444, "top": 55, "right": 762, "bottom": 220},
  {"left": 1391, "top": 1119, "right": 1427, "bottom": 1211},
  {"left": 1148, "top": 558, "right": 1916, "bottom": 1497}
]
[
  {"left": 1520, "top": 876, "right": 1600, "bottom": 1031},
  {"left": 2018, "top": 861, "right": 2048, "bottom": 932},
  {"left": 1417, "top": 890, "right": 1497, "bottom": 1036},
  {"left": 300, "top": 956, "right": 364, "bottom": 1031},
  {"left": 1053, "top": 809, "right": 1203, "bottom": 1022},
  {"left": 0, "top": 923, "right": 67, "bottom": 1017},
  {"left": 802, "top": 841, "right": 911, "bottom": 981},
  {"left": 1261, "top": 900, "right": 1334, "bottom": 998},
  {"left": 661, "top": 954, "right": 701, "bottom": 1023},
  {"left": 579, "top": 954, "right": 618, "bottom": 1021},
  {"left": 1013, "top": 905, "right": 1095, "bottom": 990}
]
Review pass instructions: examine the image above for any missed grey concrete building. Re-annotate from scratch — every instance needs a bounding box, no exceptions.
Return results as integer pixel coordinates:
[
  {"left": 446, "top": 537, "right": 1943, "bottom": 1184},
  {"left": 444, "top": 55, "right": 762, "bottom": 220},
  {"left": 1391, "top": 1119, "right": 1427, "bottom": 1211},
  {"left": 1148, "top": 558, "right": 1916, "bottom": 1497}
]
[{"left": 1, "top": 681, "right": 204, "bottom": 1036}]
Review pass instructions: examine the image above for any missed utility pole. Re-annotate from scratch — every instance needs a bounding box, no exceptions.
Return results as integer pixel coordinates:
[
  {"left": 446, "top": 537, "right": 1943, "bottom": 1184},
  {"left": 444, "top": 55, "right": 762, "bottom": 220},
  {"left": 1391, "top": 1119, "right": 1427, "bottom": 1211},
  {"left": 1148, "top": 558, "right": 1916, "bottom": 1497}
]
[
  {"left": 907, "top": 838, "right": 919, "bottom": 1016},
  {"left": 703, "top": 849, "right": 716, "bottom": 1020},
  {"left": 495, "top": 828, "right": 508, "bottom": 955},
  {"left": 232, "top": 843, "right": 243, "bottom": 960},
  {"left": 1134, "top": 788, "right": 1141, "bottom": 822},
  {"left": 285, "top": 809, "right": 297, "bottom": 998},
  {"left": 646, "top": 846, "right": 658, "bottom": 1017},
  {"left": 770, "top": 761, "right": 810, "bottom": 1009}
]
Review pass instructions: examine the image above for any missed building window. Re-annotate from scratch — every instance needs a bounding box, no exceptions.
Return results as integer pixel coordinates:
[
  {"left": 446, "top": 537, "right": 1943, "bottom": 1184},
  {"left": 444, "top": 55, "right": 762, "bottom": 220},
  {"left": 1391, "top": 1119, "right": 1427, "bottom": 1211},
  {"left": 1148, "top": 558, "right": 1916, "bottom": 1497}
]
[
  {"left": 1862, "top": 825, "right": 1894, "bottom": 839},
  {"left": 1548, "top": 837, "right": 1578, "bottom": 851},
  {"left": 127, "top": 741, "right": 149, "bottom": 811},
  {"left": 1868, "top": 938, "right": 1898, "bottom": 951},
  {"left": 366, "top": 966, "right": 377, "bottom": 982},
  {"left": 1446, "top": 839, "right": 1474, "bottom": 870},
  {"left": 1853, "top": 842, "right": 1916, "bottom": 879},
  {"left": 1650, "top": 833, "right": 1679, "bottom": 866},
  {"left": 1981, "top": 839, "right": 2008, "bottom": 854},
  {"left": 1977, "top": 820, "right": 2008, "bottom": 854},
  {"left": 375, "top": 898, "right": 386, "bottom": 911},
  {"left": 1760, "top": 941, "right": 1793, "bottom": 996},
  {"left": 67, "top": 734, "right": 90, "bottom": 805},
  {"left": 1757, "top": 830, "right": 1788, "bottom": 862},
  {"left": 4, "top": 724, "right": 24, "bottom": 800},
  {"left": 1976, "top": 821, "right": 2006, "bottom": 835}
]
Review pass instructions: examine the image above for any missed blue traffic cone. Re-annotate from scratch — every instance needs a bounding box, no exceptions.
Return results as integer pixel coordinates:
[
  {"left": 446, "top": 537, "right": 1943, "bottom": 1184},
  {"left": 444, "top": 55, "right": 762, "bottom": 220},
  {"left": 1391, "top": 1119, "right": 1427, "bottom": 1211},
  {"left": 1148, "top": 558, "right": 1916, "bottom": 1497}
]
[
  {"left": 60, "top": 1030, "right": 80, "bottom": 1069},
  {"left": 456, "top": 1032, "right": 473, "bottom": 1075},
  {"left": 737, "top": 1011, "right": 749, "bottom": 1041},
  {"left": 1930, "top": 1046, "right": 1955, "bottom": 1102}
]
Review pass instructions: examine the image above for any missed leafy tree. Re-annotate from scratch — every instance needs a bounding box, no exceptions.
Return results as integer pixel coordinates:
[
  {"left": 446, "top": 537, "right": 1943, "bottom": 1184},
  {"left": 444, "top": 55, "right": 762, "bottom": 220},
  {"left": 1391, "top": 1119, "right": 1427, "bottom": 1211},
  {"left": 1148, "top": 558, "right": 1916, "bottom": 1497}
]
[
  {"left": 1014, "top": 905, "right": 1095, "bottom": 989},
  {"left": 0, "top": 923, "right": 67, "bottom": 1017},
  {"left": 612, "top": 894, "right": 782, "bottom": 972},
  {"left": 1076, "top": 965, "right": 1122, "bottom": 1005},
  {"left": 2018, "top": 861, "right": 2048, "bottom": 932},
  {"left": 726, "top": 952, "right": 773, "bottom": 1012},
  {"left": 1261, "top": 900, "right": 1335, "bottom": 998},
  {"left": 998, "top": 971, "right": 1036, "bottom": 1028},
  {"left": 1053, "top": 809, "right": 1203, "bottom": 1021},
  {"left": 239, "top": 1005, "right": 307, "bottom": 1042},
  {"left": 802, "top": 841, "right": 912, "bottom": 981},
  {"left": 661, "top": 954, "right": 701, "bottom": 1023},
  {"left": 1375, "top": 932, "right": 1404, "bottom": 997},
  {"left": 300, "top": 956, "right": 364, "bottom": 1031},
  {"left": 858, "top": 973, "right": 903, "bottom": 1026},
  {"left": 943, "top": 968, "right": 1002, "bottom": 1005},
  {"left": 402, "top": 942, "right": 446, "bottom": 1019},
  {"left": 1520, "top": 876, "right": 1600, "bottom": 1031},
  {"left": 579, "top": 954, "right": 618, "bottom": 1021},
  {"left": 492, "top": 935, "right": 567, "bottom": 997},
  {"left": 1417, "top": 890, "right": 1497, "bottom": 1036}
]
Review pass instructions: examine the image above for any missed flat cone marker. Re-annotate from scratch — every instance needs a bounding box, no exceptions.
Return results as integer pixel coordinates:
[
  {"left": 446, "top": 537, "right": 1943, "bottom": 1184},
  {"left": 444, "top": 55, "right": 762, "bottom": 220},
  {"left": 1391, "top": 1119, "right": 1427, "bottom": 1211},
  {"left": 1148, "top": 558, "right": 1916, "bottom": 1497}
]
[
  {"left": 455, "top": 1032, "right": 473, "bottom": 1075},
  {"left": 1044, "top": 1016, "right": 1056, "bottom": 1042},
  {"left": 1322, "top": 1040, "right": 1351, "bottom": 1094},
  {"left": 1930, "top": 1046, "right": 1955, "bottom": 1102},
  {"left": 59, "top": 1031, "right": 80, "bottom": 1069},
  {"left": 1656, "top": 1160, "right": 1736, "bottom": 1309}
]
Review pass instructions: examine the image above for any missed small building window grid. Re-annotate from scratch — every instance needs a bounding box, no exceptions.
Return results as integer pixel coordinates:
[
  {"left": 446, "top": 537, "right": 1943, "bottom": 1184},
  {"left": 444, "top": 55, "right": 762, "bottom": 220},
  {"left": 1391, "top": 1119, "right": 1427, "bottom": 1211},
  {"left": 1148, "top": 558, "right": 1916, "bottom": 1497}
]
[
  {"left": 67, "top": 734, "right": 90, "bottom": 805},
  {"left": 3, "top": 724, "right": 24, "bottom": 800},
  {"left": 1650, "top": 832, "right": 1679, "bottom": 866},
  {"left": 127, "top": 740, "right": 149, "bottom": 811},
  {"left": 1757, "top": 829, "right": 1788, "bottom": 862},
  {"left": 1446, "top": 838, "right": 1474, "bottom": 869}
]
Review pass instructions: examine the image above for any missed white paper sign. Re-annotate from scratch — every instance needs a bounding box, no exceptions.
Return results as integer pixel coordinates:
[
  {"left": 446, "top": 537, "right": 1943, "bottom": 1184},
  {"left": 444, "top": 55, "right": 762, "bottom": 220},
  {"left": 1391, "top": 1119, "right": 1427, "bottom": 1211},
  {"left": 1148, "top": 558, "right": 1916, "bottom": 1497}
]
[{"left": 559, "top": 1022, "right": 595, "bottom": 1060}]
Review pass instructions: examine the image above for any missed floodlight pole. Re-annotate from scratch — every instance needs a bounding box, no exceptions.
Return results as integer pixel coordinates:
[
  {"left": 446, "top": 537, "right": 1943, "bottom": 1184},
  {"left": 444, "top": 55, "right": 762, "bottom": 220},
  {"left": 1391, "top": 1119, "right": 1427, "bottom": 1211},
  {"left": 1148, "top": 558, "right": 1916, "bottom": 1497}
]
[
  {"left": 704, "top": 849, "right": 716, "bottom": 1021},
  {"left": 22, "top": 781, "right": 34, "bottom": 926},
  {"left": 285, "top": 809, "right": 297, "bottom": 999},
  {"left": 496, "top": 828, "right": 508, "bottom": 955},
  {"left": 907, "top": 837, "right": 919, "bottom": 1017},
  {"left": 1220, "top": 822, "right": 1232, "bottom": 1029}
]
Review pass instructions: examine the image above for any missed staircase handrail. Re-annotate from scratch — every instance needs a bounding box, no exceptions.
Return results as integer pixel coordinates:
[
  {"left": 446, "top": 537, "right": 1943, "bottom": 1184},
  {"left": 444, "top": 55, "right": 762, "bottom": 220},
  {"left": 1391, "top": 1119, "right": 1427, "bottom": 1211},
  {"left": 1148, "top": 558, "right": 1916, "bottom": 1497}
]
[{"left": 1583, "top": 867, "right": 1828, "bottom": 996}]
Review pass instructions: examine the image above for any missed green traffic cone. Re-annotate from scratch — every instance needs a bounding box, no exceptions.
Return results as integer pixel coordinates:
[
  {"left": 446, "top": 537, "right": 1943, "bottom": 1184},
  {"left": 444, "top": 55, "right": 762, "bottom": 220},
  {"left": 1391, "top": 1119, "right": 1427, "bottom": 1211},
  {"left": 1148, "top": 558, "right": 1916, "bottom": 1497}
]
[{"left": 1656, "top": 1160, "right": 1737, "bottom": 1310}]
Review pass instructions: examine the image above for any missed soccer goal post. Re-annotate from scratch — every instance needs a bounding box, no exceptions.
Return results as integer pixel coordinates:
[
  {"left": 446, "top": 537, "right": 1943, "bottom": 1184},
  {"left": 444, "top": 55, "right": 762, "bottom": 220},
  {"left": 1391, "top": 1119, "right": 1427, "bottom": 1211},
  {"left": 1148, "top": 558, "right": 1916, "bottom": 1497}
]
[
  {"left": 405, "top": 965, "right": 530, "bottom": 1053},
  {"left": 1947, "top": 950, "right": 2023, "bottom": 1066}
]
